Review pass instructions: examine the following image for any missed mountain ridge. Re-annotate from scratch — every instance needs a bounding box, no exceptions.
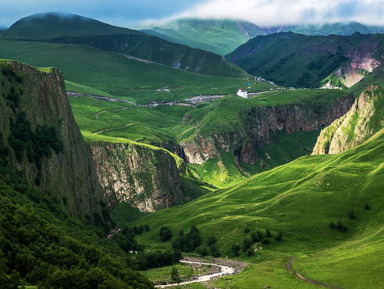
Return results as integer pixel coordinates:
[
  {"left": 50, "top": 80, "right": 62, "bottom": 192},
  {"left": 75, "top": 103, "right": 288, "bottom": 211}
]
[{"left": 227, "top": 32, "right": 384, "bottom": 88}]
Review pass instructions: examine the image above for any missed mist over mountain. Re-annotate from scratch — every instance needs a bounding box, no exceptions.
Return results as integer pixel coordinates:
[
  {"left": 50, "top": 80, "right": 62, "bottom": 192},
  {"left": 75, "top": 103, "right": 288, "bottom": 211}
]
[{"left": 142, "top": 18, "right": 266, "bottom": 55}]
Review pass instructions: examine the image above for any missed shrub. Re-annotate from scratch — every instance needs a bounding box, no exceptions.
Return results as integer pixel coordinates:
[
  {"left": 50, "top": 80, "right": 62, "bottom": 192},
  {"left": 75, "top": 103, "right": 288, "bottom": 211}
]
[
  {"left": 159, "top": 226, "right": 172, "bottom": 242},
  {"left": 207, "top": 236, "right": 217, "bottom": 246},
  {"left": 210, "top": 245, "right": 221, "bottom": 257},
  {"left": 232, "top": 244, "right": 241, "bottom": 256},
  {"left": 348, "top": 211, "right": 356, "bottom": 220},
  {"left": 275, "top": 231, "right": 283, "bottom": 241},
  {"left": 171, "top": 267, "right": 180, "bottom": 283},
  {"left": 243, "top": 238, "right": 252, "bottom": 252},
  {"left": 198, "top": 246, "right": 208, "bottom": 257},
  {"left": 246, "top": 248, "right": 254, "bottom": 257}
]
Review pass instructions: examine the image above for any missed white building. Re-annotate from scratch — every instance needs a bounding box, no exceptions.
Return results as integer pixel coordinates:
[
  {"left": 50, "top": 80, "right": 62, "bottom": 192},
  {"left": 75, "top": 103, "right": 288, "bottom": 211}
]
[{"left": 237, "top": 89, "right": 248, "bottom": 98}]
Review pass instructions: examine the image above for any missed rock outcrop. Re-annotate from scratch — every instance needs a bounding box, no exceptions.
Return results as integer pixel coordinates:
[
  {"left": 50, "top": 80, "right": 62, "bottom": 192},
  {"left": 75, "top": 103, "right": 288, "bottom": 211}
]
[
  {"left": 0, "top": 60, "right": 104, "bottom": 218},
  {"left": 91, "top": 142, "right": 192, "bottom": 212},
  {"left": 182, "top": 95, "right": 354, "bottom": 164},
  {"left": 313, "top": 85, "right": 384, "bottom": 155}
]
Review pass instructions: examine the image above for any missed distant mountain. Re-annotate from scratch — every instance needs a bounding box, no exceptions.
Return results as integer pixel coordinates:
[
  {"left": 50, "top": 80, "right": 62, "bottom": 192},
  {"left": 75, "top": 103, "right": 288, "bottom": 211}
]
[
  {"left": 1, "top": 13, "right": 246, "bottom": 78},
  {"left": 142, "top": 18, "right": 266, "bottom": 55},
  {"left": 260, "top": 22, "right": 384, "bottom": 36},
  {"left": 227, "top": 32, "right": 384, "bottom": 88}
]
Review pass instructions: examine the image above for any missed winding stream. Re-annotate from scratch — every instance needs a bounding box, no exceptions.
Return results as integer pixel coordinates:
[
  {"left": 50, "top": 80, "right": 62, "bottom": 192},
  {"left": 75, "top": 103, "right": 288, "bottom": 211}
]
[{"left": 155, "top": 259, "right": 236, "bottom": 288}]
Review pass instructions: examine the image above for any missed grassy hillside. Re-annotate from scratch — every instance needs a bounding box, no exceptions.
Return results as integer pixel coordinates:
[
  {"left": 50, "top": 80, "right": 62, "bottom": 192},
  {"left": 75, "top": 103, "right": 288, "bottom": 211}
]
[
  {"left": 227, "top": 32, "right": 384, "bottom": 88},
  {"left": 1, "top": 13, "right": 246, "bottom": 78},
  {"left": 68, "top": 87, "right": 347, "bottom": 189},
  {"left": 142, "top": 18, "right": 266, "bottom": 56},
  {"left": 0, "top": 39, "right": 260, "bottom": 104},
  {"left": 123, "top": 129, "right": 384, "bottom": 288}
]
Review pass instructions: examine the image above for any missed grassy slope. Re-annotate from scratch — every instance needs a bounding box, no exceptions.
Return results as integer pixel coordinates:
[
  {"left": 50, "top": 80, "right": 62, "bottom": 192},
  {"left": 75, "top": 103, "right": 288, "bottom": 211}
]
[
  {"left": 0, "top": 39, "right": 259, "bottom": 104},
  {"left": 1, "top": 13, "right": 246, "bottom": 78},
  {"left": 126, "top": 129, "right": 384, "bottom": 288},
  {"left": 227, "top": 32, "right": 384, "bottom": 88},
  {"left": 68, "top": 88, "right": 346, "bottom": 188},
  {"left": 142, "top": 18, "right": 266, "bottom": 56}
]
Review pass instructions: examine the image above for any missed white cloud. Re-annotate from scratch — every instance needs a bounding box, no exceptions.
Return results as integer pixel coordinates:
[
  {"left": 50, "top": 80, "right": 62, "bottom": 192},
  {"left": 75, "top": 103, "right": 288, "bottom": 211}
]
[{"left": 165, "top": 0, "right": 384, "bottom": 26}]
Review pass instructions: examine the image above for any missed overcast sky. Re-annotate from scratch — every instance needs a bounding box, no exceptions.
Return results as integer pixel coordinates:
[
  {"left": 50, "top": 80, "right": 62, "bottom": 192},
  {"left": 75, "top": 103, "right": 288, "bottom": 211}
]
[{"left": 1, "top": 0, "right": 384, "bottom": 28}]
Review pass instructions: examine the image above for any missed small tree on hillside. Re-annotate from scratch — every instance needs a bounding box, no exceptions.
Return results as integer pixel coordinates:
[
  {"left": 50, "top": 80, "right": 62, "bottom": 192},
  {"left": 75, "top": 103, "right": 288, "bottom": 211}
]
[
  {"left": 232, "top": 243, "right": 241, "bottom": 256},
  {"left": 276, "top": 231, "right": 283, "bottom": 241},
  {"left": 159, "top": 226, "right": 172, "bottom": 242},
  {"left": 171, "top": 267, "right": 180, "bottom": 283}
]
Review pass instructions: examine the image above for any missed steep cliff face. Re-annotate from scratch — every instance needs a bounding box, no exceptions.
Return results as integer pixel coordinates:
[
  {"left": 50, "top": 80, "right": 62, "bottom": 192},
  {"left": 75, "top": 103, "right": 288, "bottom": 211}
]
[
  {"left": 182, "top": 95, "right": 354, "bottom": 164},
  {"left": 0, "top": 60, "right": 104, "bottom": 218},
  {"left": 313, "top": 85, "right": 384, "bottom": 155},
  {"left": 91, "top": 142, "right": 196, "bottom": 212}
]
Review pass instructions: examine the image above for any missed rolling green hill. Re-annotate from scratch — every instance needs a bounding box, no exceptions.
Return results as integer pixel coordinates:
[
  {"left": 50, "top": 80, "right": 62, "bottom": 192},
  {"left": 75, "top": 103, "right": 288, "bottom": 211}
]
[
  {"left": 125, "top": 123, "right": 384, "bottom": 288},
  {"left": 227, "top": 32, "right": 384, "bottom": 88},
  {"left": 1, "top": 13, "right": 246, "bottom": 78},
  {"left": 141, "top": 18, "right": 266, "bottom": 56},
  {"left": 0, "top": 39, "right": 255, "bottom": 104}
]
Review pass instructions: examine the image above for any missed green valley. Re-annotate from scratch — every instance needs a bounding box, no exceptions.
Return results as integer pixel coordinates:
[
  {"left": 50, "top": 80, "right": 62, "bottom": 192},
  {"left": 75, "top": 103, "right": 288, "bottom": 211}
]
[
  {"left": 127, "top": 126, "right": 384, "bottom": 288},
  {"left": 1, "top": 9, "right": 384, "bottom": 289}
]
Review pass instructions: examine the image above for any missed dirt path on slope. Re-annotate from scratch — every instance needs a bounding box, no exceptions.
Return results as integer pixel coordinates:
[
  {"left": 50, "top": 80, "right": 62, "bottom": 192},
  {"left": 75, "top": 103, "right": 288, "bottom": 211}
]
[{"left": 286, "top": 257, "right": 344, "bottom": 289}]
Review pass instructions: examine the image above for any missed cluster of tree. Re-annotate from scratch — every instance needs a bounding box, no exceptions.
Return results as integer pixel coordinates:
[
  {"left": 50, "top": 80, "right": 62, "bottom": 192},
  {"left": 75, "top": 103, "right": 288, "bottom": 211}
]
[
  {"left": 300, "top": 49, "right": 348, "bottom": 88},
  {"left": 1, "top": 65, "right": 24, "bottom": 84},
  {"left": 136, "top": 250, "right": 181, "bottom": 270},
  {"left": 172, "top": 226, "right": 202, "bottom": 252},
  {"left": 0, "top": 163, "right": 154, "bottom": 289},
  {"left": 112, "top": 224, "right": 150, "bottom": 253},
  {"left": 159, "top": 226, "right": 172, "bottom": 242},
  {"left": 1, "top": 66, "right": 23, "bottom": 111},
  {"left": 232, "top": 228, "right": 283, "bottom": 257},
  {"left": 329, "top": 220, "right": 349, "bottom": 232},
  {"left": 197, "top": 236, "right": 221, "bottom": 257},
  {"left": 8, "top": 112, "right": 63, "bottom": 182}
]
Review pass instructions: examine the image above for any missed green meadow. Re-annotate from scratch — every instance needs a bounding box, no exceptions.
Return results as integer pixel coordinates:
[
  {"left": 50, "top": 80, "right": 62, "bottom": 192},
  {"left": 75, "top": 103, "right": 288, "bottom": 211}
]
[{"left": 122, "top": 129, "right": 384, "bottom": 288}]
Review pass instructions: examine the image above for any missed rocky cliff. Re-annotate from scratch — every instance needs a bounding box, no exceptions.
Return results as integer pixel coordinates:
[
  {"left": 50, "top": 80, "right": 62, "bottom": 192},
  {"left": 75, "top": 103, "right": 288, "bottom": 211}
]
[
  {"left": 181, "top": 95, "right": 354, "bottom": 165},
  {"left": 0, "top": 60, "right": 104, "bottom": 218},
  {"left": 90, "top": 142, "right": 201, "bottom": 212},
  {"left": 313, "top": 85, "right": 384, "bottom": 154}
]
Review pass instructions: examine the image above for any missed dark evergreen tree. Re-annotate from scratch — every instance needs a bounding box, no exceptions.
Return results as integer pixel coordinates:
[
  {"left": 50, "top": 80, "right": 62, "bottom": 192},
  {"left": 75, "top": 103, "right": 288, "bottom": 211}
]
[{"left": 159, "top": 226, "right": 172, "bottom": 242}]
